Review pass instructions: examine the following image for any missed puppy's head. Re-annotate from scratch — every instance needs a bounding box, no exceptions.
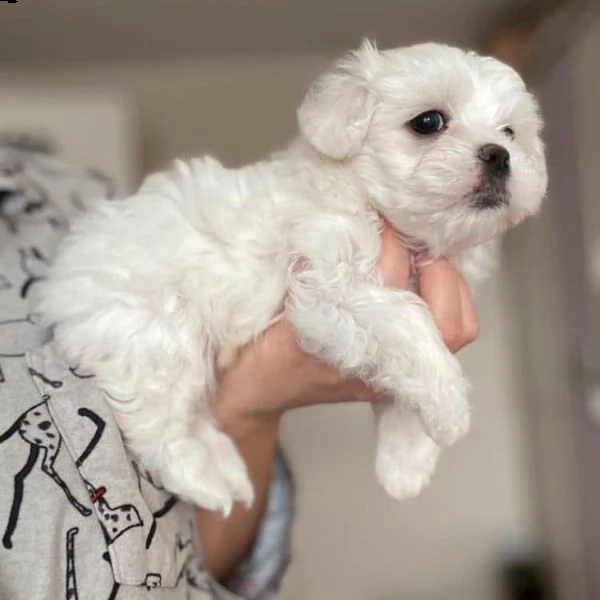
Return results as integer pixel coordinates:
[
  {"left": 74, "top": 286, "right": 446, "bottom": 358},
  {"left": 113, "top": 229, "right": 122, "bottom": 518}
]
[{"left": 298, "top": 41, "right": 547, "bottom": 254}]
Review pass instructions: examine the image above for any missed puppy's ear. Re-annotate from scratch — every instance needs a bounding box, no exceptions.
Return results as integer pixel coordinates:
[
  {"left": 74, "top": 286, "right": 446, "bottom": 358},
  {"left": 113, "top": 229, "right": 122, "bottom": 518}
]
[{"left": 298, "top": 39, "right": 380, "bottom": 160}]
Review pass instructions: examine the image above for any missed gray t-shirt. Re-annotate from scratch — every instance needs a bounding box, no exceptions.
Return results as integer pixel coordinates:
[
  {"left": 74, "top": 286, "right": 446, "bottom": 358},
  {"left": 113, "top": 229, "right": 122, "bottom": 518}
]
[{"left": 0, "top": 147, "right": 294, "bottom": 600}]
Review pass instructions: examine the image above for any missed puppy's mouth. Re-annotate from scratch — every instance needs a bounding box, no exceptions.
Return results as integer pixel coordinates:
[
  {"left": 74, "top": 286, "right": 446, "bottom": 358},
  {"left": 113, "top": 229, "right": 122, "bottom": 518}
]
[{"left": 469, "top": 176, "right": 510, "bottom": 210}]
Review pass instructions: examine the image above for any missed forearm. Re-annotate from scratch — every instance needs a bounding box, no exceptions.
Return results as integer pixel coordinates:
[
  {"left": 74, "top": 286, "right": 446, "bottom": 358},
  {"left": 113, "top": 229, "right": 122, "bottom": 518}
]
[{"left": 195, "top": 411, "right": 280, "bottom": 582}]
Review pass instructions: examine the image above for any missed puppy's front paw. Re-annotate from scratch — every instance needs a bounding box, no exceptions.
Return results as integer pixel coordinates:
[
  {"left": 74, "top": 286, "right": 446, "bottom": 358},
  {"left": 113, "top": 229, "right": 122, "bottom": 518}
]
[
  {"left": 375, "top": 408, "right": 440, "bottom": 500},
  {"left": 419, "top": 372, "right": 471, "bottom": 447}
]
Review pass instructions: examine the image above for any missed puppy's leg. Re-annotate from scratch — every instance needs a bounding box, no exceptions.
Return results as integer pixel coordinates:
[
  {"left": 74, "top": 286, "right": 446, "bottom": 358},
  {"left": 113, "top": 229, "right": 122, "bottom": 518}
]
[
  {"left": 287, "top": 213, "right": 470, "bottom": 449},
  {"left": 108, "top": 380, "right": 253, "bottom": 515},
  {"left": 288, "top": 275, "right": 467, "bottom": 498},
  {"left": 288, "top": 268, "right": 470, "bottom": 448},
  {"left": 65, "top": 315, "right": 253, "bottom": 514},
  {"left": 374, "top": 402, "right": 440, "bottom": 500},
  {"left": 46, "top": 296, "right": 253, "bottom": 512}
]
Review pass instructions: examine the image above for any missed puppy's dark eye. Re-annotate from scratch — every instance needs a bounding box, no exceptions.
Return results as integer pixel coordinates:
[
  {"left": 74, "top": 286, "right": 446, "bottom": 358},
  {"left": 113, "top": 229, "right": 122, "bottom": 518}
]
[
  {"left": 409, "top": 111, "right": 447, "bottom": 135},
  {"left": 502, "top": 126, "right": 515, "bottom": 140}
]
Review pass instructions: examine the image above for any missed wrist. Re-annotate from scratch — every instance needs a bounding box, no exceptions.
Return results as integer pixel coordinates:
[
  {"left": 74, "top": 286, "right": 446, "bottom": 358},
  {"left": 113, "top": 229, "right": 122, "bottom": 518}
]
[{"left": 214, "top": 396, "right": 281, "bottom": 441}]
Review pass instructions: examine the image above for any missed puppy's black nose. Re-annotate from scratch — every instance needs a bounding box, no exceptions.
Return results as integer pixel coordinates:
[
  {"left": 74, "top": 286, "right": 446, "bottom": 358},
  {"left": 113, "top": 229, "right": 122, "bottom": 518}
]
[{"left": 478, "top": 143, "right": 510, "bottom": 177}]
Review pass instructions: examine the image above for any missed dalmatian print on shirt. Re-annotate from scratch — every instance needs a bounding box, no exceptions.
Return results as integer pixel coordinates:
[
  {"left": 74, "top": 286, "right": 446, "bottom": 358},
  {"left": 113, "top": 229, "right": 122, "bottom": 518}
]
[
  {"left": 0, "top": 149, "right": 112, "bottom": 386},
  {"left": 0, "top": 145, "right": 294, "bottom": 600},
  {"left": 83, "top": 478, "right": 143, "bottom": 544},
  {"left": 65, "top": 527, "right": 80, "bottom": 600},
  {"left": 0, "top": 397, "right": 92, "bottom": 549},
  {"left": 18, "top": 246, "right": 51, "bottom": 298},
  {"left": 0, "top": 158, "right": 68, "bottom": 235}
]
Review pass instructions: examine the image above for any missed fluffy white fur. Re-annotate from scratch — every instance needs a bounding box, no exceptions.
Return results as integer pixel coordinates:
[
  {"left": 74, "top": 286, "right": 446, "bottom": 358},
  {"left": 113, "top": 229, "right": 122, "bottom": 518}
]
[{"left": 38, "top": 41, "right": 547, "bottom": 513}]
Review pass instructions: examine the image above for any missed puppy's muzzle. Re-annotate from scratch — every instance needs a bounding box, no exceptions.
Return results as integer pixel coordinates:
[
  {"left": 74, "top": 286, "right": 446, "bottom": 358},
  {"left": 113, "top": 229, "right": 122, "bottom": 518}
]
[{"left": 471, "top": 143, "right": 511, "bottom": 210}]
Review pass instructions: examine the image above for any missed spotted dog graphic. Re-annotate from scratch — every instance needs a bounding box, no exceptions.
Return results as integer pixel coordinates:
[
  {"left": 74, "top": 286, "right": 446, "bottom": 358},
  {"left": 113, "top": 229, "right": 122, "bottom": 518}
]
[
  {"left": 144, "top": 573, "right": 162, "bottom": 591},
  {"left": 173, "top": 527, "right": 197, "bottom": 586},
  {"left": 0, "top": 160, "right": 68, "bottom": 234},
  {"left": 69, "top": 365, "right": 95, "bottom": 380},
  {"left": 100, "top": 555, "right": 161, "bottom": 599},
  {"left": 65, "top": 527, "right": 80, "bottom": 600},
  {"left": 75, "top": 407, "right": 105, "bottom": 468},
  {"left": 171, "top": 525, "right": 212, "bottom": 593},
  {"left": 0, "top": 398, "right": 92, "bottom": 549},
  {"left": 28, "top": 366, "right": 64, "bottom": 390},
  {"left": 132, "top": 460, "right": 179, "bottom": 549},
  {"left": 72, "top": 408, "right": 144, "bottom": 545},
  {"left": 18, "top": 246, "right": 51, "bottom": 298},
  {"left": 145, "top": 494, "right": 178, "bottom": 549},
  {"left": 101, "top": 551, "right": 121, "bottom": 600},
  {"left": 83, "top": 479, "right": 143, "bottom": 545},
  {"left": 183, "top": 556, "right": 212, "bottom": 593},
  {"left": 132, "top": 461, "right": 166, "bottom": 493},
  {"left": 0, "top": 149, "right": 274, "bottom": 597}
]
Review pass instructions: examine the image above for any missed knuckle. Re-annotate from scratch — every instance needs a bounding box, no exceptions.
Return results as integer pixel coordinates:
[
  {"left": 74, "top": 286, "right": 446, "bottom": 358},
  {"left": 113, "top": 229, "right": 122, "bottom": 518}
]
[
  {"left": 441, "top": 324, "right": 464, "bottom": 351},
  {"left": 467, "top": 319, "right": 480, "bottom": 343}
]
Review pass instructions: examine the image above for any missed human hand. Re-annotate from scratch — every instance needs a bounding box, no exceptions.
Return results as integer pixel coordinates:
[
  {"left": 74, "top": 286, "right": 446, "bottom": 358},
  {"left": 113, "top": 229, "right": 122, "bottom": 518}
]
[
  {"left": 214, "top": 220, "right": 479, "bottom": 430},
  {"left": 198, "top": 220, "right": 480, "bottom": 575}
]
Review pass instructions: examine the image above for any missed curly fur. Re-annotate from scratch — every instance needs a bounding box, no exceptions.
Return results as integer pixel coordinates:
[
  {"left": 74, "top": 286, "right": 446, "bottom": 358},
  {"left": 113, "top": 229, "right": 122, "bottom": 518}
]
[{"left": 37, "top": 41, "right": 547, "bottom": 513}]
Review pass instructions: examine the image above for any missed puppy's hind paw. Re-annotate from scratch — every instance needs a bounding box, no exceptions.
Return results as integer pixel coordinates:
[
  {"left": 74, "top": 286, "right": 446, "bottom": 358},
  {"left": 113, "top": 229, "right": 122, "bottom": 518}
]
[
  {"left": 204, "top": 425, "right": 255, "bottom": 509},
  {"left": 158, "top": 434, "right": 251, "bottom": 516}
]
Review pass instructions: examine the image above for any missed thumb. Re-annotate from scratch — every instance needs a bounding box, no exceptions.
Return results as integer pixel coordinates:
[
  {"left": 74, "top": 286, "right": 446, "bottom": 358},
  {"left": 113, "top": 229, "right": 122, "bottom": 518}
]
[{"left": 376, "top": 220, "right": 411, "bottom": 289}]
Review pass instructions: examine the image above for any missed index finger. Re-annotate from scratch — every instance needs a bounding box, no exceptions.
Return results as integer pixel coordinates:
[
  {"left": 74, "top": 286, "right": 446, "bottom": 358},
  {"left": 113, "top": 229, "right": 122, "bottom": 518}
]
[{"left": 416, "top": 257, "right": 464, "bottom": 351}]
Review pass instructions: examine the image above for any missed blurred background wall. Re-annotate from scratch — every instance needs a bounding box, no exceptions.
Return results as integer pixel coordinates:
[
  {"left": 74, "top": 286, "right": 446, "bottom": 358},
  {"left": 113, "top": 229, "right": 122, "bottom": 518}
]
[{"left": 0, "top": 1, "right": 598, "bottom": 599}]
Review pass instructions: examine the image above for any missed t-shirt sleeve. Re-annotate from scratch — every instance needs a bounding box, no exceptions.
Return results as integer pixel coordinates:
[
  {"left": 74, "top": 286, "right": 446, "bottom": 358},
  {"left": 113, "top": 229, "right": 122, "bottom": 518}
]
[{"left": 218, "top": 449, "right": 295, "bottom": 600}]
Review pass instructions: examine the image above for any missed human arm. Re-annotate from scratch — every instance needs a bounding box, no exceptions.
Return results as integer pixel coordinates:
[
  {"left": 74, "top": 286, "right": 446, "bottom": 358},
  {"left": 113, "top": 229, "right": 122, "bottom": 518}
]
[{"left": 195, "top": 221, "right": 479, "bottom": 584}]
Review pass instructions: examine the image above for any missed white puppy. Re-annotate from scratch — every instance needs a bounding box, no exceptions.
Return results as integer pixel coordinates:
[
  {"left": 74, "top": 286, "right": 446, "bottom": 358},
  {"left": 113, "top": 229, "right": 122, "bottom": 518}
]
[{"left": 38, "top": 41, "right": 547, "bottom": 513}]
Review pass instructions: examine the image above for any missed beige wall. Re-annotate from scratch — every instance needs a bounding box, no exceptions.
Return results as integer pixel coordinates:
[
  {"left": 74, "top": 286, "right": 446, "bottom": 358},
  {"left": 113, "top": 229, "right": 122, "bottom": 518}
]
[
  {"left": 282, "top": 264, "right": 538, "bottom": 600},
  {"left": 504, "top": 212, "right": 583, "bottom": 600},
  {"left": 0, "top": 57, "right": 540, "bottom": 599},
  {"left": 0, "top": 57, "right": 329, "bottom": 182},
  {"left": 0, "top": 87, "right": 137, "bottom": 190},
  {"left": 573, "top": 22, "right": 600, "bottom": 285},
  {"left": 497, "top": 21, "right": 600, "bottom": 600}
]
